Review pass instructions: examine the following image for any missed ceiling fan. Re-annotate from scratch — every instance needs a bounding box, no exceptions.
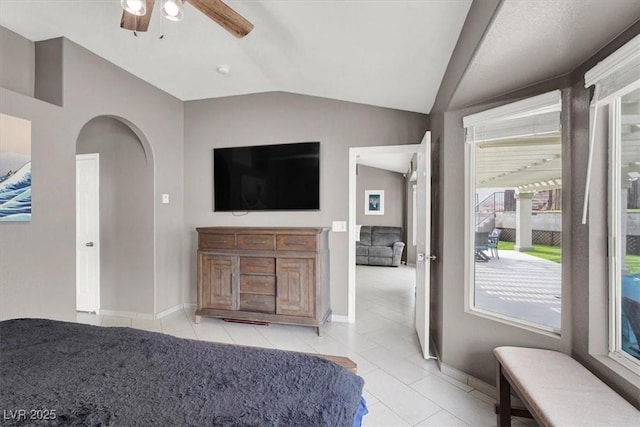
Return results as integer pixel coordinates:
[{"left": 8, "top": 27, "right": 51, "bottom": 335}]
[{"left": 120, "top": 0, "right": 254, "bottom": 38}]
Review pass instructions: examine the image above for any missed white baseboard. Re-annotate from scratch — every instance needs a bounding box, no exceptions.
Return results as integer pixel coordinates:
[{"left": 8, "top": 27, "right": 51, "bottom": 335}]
[
  {"left": 98, "top": 309, "right": 154, "bottom": 320},
  {"left": 468, "top": 376, "right": 496, "bottom": 399},
  {"left": 439, "top": 362, "right": 497, "bottom": 400},
  {"left": 155, "top": 304, "right": 184, "bottom": 319},
  {"left": 96, "top": 304, "right": 197, "bottom": 321},
  {"left": 440, "top": 363, "right": 471, "bottom": 384},
  {"left": 156, "top": 303, "right": 197, "bottom": 319},
  {"left": 331, "top": 314, "right": 351, "bottom": 323}
]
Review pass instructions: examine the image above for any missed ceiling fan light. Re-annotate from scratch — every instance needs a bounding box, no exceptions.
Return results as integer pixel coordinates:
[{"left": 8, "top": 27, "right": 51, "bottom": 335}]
[
  {"left": 121, "top": 0, "right": 147, "bottom": 16},
  {"left": 161, "top": 0, "right": 185, "bottom": 22}
]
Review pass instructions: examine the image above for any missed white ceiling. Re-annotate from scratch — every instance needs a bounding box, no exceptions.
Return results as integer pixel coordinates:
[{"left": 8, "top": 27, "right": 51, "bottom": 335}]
[
  {"left": 0, "top": 0, "right": 472, "bottom": 114},
  {"left": 357, "top": 151, "right": 414, "bottom": 175},
  {"left": 450, "top": 0, "right": 640, "bottom": 109},
  {"left": 2, "top": 1, "right": 638, "bottom": 176}
]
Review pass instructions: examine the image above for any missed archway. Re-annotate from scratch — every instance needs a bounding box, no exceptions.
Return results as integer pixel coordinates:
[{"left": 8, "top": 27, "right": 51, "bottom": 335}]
[{"left": 75, "top": 116, "right": 155, "bottom": 316}]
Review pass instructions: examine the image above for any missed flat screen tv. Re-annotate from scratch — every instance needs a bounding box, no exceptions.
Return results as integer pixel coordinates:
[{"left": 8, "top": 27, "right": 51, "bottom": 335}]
[{"left": 213, "top": 142, "right": 320, "bottom": 212}]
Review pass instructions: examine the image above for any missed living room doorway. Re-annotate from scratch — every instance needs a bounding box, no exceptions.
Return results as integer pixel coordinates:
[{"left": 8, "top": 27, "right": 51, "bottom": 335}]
[{"left": 348, "top": 136, "right": 432, "bottom": 358}]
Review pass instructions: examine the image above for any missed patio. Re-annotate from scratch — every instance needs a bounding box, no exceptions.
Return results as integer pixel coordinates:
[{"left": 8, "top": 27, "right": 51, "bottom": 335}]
[{"left": 474, "top": 249, "right": 561, "bottom": 330}]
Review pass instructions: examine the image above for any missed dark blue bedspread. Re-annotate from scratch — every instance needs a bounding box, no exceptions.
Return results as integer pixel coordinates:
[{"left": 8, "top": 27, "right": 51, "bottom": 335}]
[{"left": 0, "top": 318, "right": 365, "bottom": 426}]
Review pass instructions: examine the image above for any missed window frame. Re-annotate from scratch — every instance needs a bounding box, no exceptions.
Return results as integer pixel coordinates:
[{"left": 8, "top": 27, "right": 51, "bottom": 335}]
[
  {"left": 463, "top": 91, "right": 563, "bottom": 336},
  {"left": 607, "top": 93, "right": 640, "bottom": 374}
]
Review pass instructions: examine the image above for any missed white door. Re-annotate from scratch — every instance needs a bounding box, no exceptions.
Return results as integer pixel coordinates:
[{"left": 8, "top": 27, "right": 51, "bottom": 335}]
[
  {"left": 415, "top": 132, "right": 432, "bottom": 358},
  {"left": 76, "top": 153, "right": 100, "bottom": 312}
]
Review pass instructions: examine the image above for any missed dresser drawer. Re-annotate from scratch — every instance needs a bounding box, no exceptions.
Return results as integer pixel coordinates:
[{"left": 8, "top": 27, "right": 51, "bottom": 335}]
[
  {"left": 276, "top": 235, "right": 317, "bottom": 251},
  {"left": 240, "top": 275, "right": 276, "bottom": 295},
  {"left": 237, "top": 234, "right": 275, "bottom": 250},
  {"left": 240, "top": 257, "right": 275, "bottom": 275},
  {"left": 199, "top": 233, "right": 235, "bottom": 249},
  {"left": 239, "top": 294, "right": 276, "bottom": 314}
]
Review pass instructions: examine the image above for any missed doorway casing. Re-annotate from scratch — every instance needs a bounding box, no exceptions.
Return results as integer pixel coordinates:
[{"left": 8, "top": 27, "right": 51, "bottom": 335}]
[{"left": 347, "top": 144, "right": 421, "bottom": 322}]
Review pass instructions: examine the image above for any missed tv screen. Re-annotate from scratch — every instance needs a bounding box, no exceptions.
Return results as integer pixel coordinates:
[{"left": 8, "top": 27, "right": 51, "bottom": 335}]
[{"left": 213, "top": 142, "right": 320, "bottom": 212}]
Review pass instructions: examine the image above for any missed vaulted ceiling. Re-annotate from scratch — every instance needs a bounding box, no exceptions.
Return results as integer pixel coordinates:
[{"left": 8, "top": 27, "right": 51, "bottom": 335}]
[
  {"left": 450, "top": 0, "right": 640, "bottom": 110},
  {"left": 0, "top": 0, "right": 472, "bottom": 114},
  {"left": 1, "top": 1, "right": 638, "bottom": 115},
  {"left": 1, "top": 1, "right": 639, "bottom": 177}
]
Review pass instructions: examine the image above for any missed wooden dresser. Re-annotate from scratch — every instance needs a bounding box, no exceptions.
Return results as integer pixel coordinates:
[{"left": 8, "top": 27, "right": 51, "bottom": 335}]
[{"left": 196, "top": 227, "right": 331, "bottom": 334}]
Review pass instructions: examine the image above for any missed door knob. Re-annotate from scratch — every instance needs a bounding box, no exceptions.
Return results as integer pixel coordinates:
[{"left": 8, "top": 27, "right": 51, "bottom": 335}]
[
  {"left": 85, "top": 242, "right": 94, "bottom": 247},
  {"left": 417, "top": 253, "right": 436, "bottom": 261}
]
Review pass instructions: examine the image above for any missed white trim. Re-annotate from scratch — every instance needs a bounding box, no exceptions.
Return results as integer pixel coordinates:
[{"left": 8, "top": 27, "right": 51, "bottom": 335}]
[
  {"left": 585, "top": 33, "right": 640, "bottom": 88},
  {"left": 582, "top": 84, "right": 601, "bottom": 224},
  {"left": 98, "top": 309, "right": 154, "bottom": 320},
  {"left": 348, "top": 148, "right": 358, "bottom": 323},
  {"left": 607, "top": 96, "right": 640, "bottom": 373},
  {"left": 463, "top": 90, "right": 561, "bottom": 129},
  {"left": 331, "top": 314, "right": 351, "bottom": 323},
  {"left": 609, "top": 351, "right": 640, "bottom": 377},
  {"left": 348, "top": 144, "right": 420, "bottom": 323},
  {"left": 75, "top": 153, "right": 99, "bottom": 161},
  {"left": 412, "top": 184, "right": 417, "bottom": 247},
  {"left": 596, "top": 60, "right": 640, "bottom": 105},
  {"left": 439, "top": 363, "right": 469, "bottom": 384},
  {"left": 464, "top": 140, "right": 475, "bottom": 314},
  {"left": 156, "top": 303, "right": 187, "bottom": 319},
  {"left": 76, "top": 153, "right": 101, "bottom": 313},
  {"left": 438, "top": 362, "right": 502, "bottom": 402},
  {"left": 465, "top": 114, "right": 564, "bottom": 335},
  {"left": 467, "top": 376, "right": 496, "bottom": 400},
  {"left": 609, "top": 97, "right": 622, "bottom": 354},
  {"left": 466, "top": 111, "right": 560, "bottom": 144},
  {"left": 467, "top": 306, "right": 561, "bottom": 338}
]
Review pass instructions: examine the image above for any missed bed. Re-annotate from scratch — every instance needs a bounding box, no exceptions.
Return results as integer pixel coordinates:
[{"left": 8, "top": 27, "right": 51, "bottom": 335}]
[{"left": 0, "top": 318, "right": 365, "bottom": 426}]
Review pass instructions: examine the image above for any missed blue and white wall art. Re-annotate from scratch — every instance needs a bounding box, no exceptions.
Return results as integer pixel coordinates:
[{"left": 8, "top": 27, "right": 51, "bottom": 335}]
[{"left": 0, "top": 113, "right": 32, "bottom": 222}]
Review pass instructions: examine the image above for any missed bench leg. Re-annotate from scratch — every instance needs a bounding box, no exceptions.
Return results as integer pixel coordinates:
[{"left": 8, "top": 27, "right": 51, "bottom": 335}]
[{"left": 496, "top": 363, "right": 512, "bottom": 427}]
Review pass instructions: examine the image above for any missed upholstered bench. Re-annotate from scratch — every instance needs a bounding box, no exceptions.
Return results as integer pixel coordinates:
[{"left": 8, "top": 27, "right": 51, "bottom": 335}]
[{"left": 494, "top": 346, "right": 640, "bottom": 426}]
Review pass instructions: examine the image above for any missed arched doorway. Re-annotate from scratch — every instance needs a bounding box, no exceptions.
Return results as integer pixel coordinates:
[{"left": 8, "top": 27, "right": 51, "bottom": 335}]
[{"left": 75, "top": 116, "right": 154, "bottom": 316}]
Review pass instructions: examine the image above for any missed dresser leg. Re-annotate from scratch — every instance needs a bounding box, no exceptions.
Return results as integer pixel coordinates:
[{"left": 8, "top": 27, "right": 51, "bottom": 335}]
[
  {"left": 315, "top": 326, "right": 321, "bottom": 336},
  {"left": 195, "top": 315, "right": 202, "bottom": 324}
]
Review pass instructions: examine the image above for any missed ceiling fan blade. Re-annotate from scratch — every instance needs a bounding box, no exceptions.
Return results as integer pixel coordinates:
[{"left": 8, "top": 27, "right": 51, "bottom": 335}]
[
  {"left": 120, "top": 0, "right": 156, "bottom": 32},
  {"left": 187, "top": 0, "right": 254, "bottom": 38}
]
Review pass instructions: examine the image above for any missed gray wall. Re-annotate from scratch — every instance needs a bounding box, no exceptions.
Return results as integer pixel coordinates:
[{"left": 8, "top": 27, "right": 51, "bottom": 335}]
[
  {"left": 571, "top": 20, "right": 640, "bottom": 402},
  {"left": 428, "top": 10, "right": 640, "bottom": 407},
  {"left": 0, "top": 26, "right": 34, "bottom": 97},
  {"left": 435, "top": 103, "right": 570, "bottom": 386},
  {"left": 0, "top": 31, "right": 185, "bottom": 320},
  {"left": 183, "top": 92, "right": 429, "bottom": 316},
  {"left": 0, "top": 90, "right": 72, "bottom": 320},
  {"left": 76, "top": 117, "right": 154, "bottom": 314},
  {"left": 356, "top": 165, "right": 405, "bottom": 228},
  {"left": 34, "top": 38, "right": 64, "bottom": 107}
]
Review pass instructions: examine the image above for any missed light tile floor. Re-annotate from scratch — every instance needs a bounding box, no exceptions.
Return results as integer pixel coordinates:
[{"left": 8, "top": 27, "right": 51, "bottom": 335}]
[{"left": 76, "top": 265, "right": 537, "bottom": 427}]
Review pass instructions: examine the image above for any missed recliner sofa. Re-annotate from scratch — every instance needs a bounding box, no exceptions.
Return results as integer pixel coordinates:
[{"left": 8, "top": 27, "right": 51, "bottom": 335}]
[{"left": 356, "top": 226, "right": 405, "bottom": 267}]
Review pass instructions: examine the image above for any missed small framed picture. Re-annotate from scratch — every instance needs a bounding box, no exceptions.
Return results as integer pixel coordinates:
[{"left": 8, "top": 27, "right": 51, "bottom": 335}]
[{"left": 365, "top": 190, "right": 384, "bottom": 215}]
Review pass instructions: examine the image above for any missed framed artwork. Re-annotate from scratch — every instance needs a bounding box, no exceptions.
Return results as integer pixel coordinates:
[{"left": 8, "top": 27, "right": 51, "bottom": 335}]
[
  {"left": 0, "top": 113, "right": 32, "bottom": 222},
  {"left": 365, "top": 190, "right": 384, "bottom": 215}
]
